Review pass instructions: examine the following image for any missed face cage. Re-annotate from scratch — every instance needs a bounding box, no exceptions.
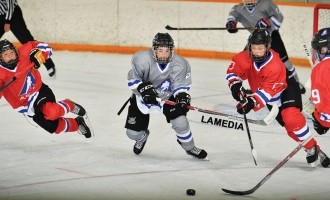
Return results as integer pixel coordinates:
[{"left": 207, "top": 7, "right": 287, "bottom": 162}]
[
  {"left": 312, "top": 47, "right": 330, "bottom": 64},
  {"left": 153, "top": 46, "right": 174, "bottom": 65},
  {"left": 247, "top": 44, "right": 270, "bottom": 62},
  {"left": 0, "top": 49, "right": 19, "bottom": 70},
  {"left": 243, "top": 0, "right": 258, "bottom": 11}
]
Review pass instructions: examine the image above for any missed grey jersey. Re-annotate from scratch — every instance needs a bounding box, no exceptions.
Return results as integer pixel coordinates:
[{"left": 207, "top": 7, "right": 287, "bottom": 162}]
[
  {"left": 227, "top": 0, "right": 283, "bottom": 33},
  {"left": 128, "top": 49, "right": 192, "bottom": 100}
]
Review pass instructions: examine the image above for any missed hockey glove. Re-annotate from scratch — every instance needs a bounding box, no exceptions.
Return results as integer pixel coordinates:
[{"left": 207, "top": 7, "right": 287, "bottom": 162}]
[
  {"left": 312, "top": 112, "right": 329, "bottom": 135},
  {"left": 255, "top": 18, "right": 271, "bottom": 29},
  {"left": 236, "top": 96, "right": 256, "bottom": 114},
  {"left": 29, "top": 48, "right": 46, "bottom": 69},
  {"left": 137, "top": 82, "right": 159, "bottom": 105},
  {"left": 229, "top": 80, "right": 244, "bottom": 101},
  {"left": 175, "top": 92, "right": 191, "bottom": 112},
  {"left": 226, "top": 21, "right": 238, "bottom": 33},
  {"left": 44, "top": 58, "right": 56, "bottom": 77}
]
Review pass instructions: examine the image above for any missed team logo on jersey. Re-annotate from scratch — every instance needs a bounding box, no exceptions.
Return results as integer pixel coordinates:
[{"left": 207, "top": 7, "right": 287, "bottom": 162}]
[
  {"left": 156, "top": 78, "right": 172, "bottom": 96},
  {"left": 20, "top": 71, "right": 36, "bottom": 97}
]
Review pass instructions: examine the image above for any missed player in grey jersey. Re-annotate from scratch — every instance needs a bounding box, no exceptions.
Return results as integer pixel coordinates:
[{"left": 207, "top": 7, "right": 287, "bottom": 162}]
[
  {"left": 124, "top": 32, "right": 207, "bottom": 159},
  {"left": 226, "top": 0, "right": 306, "bottom": 94}
]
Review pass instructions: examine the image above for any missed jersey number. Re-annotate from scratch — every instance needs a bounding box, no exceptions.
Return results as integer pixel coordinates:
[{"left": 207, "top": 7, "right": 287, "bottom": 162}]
[{"left": 311, "top": 89, "right": 320, "bottom": 104}]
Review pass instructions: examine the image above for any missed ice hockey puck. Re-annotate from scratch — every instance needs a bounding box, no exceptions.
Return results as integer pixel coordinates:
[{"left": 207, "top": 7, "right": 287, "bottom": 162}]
[{"left": 186, "top": 189, "right": 196, "bottom": 196}]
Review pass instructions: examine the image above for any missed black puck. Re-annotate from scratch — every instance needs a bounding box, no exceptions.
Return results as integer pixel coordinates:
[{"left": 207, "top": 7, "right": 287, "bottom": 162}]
[{"left": 186, "top": 189, "right": 196, "bottom": 196}]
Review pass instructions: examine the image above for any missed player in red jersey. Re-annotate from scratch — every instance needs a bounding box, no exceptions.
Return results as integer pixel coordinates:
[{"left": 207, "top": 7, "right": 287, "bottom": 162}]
[
  {"left": 0, "top": 39, "right": 92, "bottom": 138},
  {"left": 311, "top": 28, "right": 330, "bottom": 137},
  {"left": 225, "top": 29, "right": 329, "bottom": 167}
]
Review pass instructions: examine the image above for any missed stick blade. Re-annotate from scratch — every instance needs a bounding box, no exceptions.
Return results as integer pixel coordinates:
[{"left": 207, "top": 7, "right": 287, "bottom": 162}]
[
  {"left": 263, "top": 105, "right": 279, "bottom": 125},
  {"left": 252, "top": 148, "right": 258, "bottom": 165},
  {"left": 222, "top": 188, "right": 255, "bottom": 196},
  {"left": 165, "top": 25, "right": 175, "bottom": 30}
]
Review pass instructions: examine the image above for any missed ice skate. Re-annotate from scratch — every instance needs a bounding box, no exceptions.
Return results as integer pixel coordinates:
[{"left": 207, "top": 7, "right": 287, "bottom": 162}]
[
  {"left": 306, "top": 144, "right": 319, "bottom": 167},
  {"left": 75, "top": 116, "right": 92, "bottom": 138},
  {"left": 319, "top": 149, "right": 330, "bottom": 168},
  {"left": 71, "top": 101, "right": 86, "bottom": 116},
  {"left": 133, "top": 130, "right": 149, "bottom": 155},
  {"left": 186, "top": 146, "right": 208, "bottom": 160}
]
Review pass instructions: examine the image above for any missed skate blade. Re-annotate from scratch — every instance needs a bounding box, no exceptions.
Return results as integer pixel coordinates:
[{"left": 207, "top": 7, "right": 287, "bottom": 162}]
[{"left": 83, "top": 113, "right": 95, "bottom": 137}]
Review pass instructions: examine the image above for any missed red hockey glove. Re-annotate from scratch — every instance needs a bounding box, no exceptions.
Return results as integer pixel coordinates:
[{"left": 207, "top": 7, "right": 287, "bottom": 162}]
[
  {"left": 29, "top": 48, "right": 46, "bottom": 69},
  {"left": 255, "top": 18, "right": 271, "bottom": 29},
  {"left": 226, "top": 21, "right": 238, "bottom": 33},
  {"left": 236, "top": 96, "right": 256, "bottom": 114}
]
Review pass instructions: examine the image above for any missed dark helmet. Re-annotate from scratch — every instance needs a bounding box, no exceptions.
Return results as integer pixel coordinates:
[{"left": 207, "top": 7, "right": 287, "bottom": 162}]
[
  {"left": 311, "top": 28, "right": 330, "bottom": 62},
  {"left": 0, "top": 39, "right": 19, "bottom": 70},
  {"left": 152, "top": 33, "right": 174, "bottom": 65},
  {"left": 247, "top": 29, "right": 272, "bottom": 62}
]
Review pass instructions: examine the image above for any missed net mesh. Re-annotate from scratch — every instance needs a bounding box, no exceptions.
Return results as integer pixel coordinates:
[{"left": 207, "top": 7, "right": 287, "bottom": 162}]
[{"left": 313, "top": 4, "right": 330, "bottom": 34}]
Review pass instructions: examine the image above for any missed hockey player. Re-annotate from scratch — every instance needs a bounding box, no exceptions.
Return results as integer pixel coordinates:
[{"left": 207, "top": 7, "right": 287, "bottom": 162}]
[
  {"left": 225, "top": 0, "right": 306, "bottom": 94},
  {"left": 0, "top": 39, "right": 92, "bottom": 138},
  {"left": 310, "top": 28, "right": 330, "bottom": 137},
  {"left": 125, "top": 32, "right": 207, "bottom": 159},
  {"left": 0, "top": 0, "right": 56, "bottom": 77},
  {"left": 225, "top": 29, "right": 329, "bottom": 167}
]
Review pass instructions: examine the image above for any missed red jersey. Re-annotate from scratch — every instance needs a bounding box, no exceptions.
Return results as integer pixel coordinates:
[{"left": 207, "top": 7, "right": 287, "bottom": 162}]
[
  {"left": 311, "top": 56, "right": 330, "bottom": 127},
  {"left": 0, "top": 41, "right": 52, "bottom": 113},
  {"left": 226, "top": 49, "right": 287, "bottom": 111}
]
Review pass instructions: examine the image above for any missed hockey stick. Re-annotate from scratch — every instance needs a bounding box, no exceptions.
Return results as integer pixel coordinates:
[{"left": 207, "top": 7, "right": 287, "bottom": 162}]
[
  {"left": 300, "top": 36, "right": 317, "bottom": 117},
  {"left": 222, "top": 133, "right": 315, "bottom": 195},
  {"left": 156, "top": 98, "right": 279, "bottom": 126},
  {"left": 243, "top": 109, "right": 258, "bottom": 166},
  {"left": 117, "top": 96, "right": 131, "bottom": 116},
  {"left": 300, "top": 36, "right": 314, "bottom": 91},
  {"left": 165, "top": 25, "right": 253, "bottom": 31},
  {"left": 0, "top": 63, "right": 34, "bottom": 92}
]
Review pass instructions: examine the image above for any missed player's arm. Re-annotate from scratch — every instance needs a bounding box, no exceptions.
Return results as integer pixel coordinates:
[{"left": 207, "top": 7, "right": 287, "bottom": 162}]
[
  {"left": 29, "top": 41, "right": 53, "bottom": 69},
  {"left": 226, "top": 7, "right": 239, "bottom": 33},
  {"left": 265, "top": 1, "right": 284, "bottom": 30}
]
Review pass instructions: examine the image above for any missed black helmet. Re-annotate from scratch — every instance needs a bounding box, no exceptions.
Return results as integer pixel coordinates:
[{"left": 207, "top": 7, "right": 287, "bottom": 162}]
[
  {"left": 152, "top": 33, "right": 174, "bottom": 65},
  {"left": 311, "top": 28, "right": 330, "bottom": 62},
  {"left": 0, "top": 39, "right": 19, "bottom": 70},
  {"left": 247, "top": 29, "right": 271, "bottom": 62}
]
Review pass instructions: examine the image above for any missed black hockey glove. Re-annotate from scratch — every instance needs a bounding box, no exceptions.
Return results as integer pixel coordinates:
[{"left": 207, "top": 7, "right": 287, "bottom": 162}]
[
  {"left": 44, "top": 58, "right": 56, "bottom": 77},
  {"left": 236, "top": 96, "right": 256, "bottom": 115},
  {"left": 255, "top": 18, "right": 271, "bottom": 29},
  {"left": 29, "top": 48, "right": 46, "bottom": 69},
  {"left": 175, "top": 92, "right": 191, "bottom": 112},
  {"left": 137, "top": 82, "right": 159, "bottom": 105},
  {"left": 226, "top": 21, "right": 238, "bottom": 33},
  {"left": 229, "top": 80, "right": 244, "bottom": 101},
  {"left": 312, "top": 112, "right": 329, "bottom": 135}
]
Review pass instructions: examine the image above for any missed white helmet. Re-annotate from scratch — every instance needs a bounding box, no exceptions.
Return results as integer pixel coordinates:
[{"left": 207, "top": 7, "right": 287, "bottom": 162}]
[{"left": 242, "top": 0, "right": 258, "bottom": 11}]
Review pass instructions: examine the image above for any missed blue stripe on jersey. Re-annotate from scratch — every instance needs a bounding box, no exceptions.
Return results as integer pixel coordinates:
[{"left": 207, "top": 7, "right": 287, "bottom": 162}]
[
  {"left": 225, "top": 73, "right": 238, "bottom": 81},
  {"left": 173, "top": 86, "right": 190, "bottom": 95},
  {"left": 253, "top": 52, "right": 273, "bottom": 71},
  {"left": 128, "top": 79, "right": 141, "bottom": 87}
]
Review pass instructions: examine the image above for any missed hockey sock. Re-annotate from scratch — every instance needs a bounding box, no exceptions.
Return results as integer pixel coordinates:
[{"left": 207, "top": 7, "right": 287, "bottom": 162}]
[
  {"left": 55, "top": 118, "right": 78, "bottom": 134},
  {"left": 282, "top": 107, "right": 316, "bottom": 149}
]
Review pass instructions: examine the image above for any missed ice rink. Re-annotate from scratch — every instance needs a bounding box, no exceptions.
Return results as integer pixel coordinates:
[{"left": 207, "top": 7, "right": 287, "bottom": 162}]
[{"left": 0, "top": 51, "right": 329, "bottom": 200}]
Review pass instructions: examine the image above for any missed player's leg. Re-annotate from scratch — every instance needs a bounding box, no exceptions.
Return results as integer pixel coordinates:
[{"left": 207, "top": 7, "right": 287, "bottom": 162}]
[
  {"left": 163, "top": 96, "right": 207, "bottom": 159},
  {"left": 125, "top": 95, "right": 150, "bottom": 155}
]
